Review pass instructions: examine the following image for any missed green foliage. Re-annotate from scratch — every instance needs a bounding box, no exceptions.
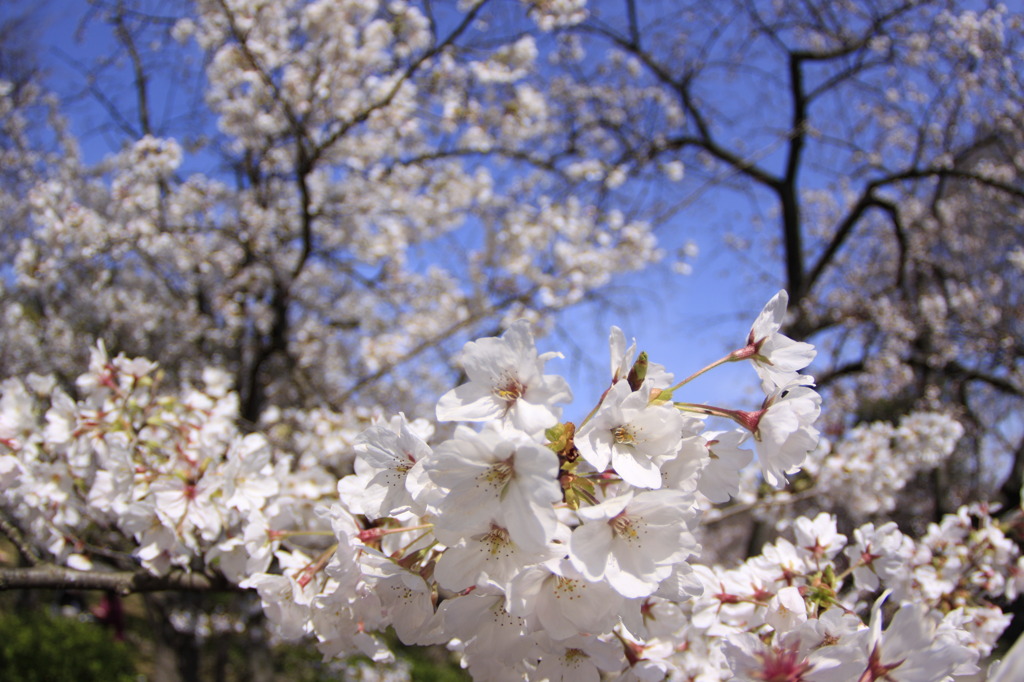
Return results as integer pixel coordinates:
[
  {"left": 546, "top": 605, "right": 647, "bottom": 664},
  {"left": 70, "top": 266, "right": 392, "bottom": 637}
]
[
  {"left": 0, "top": 608, "right": 137, "bottom": 682},
  {"left": 396, "top": 643, "right": 470, "bottom": 682}
]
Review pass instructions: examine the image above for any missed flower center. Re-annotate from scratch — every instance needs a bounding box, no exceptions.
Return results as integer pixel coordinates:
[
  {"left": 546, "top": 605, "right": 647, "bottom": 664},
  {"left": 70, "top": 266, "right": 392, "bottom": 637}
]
[
  {"left": 610, "top": 512, "right": 639, "bottom": 540},
  {"left": 483, "top": 459, "right": 514, "bottom": 489},
  {"left": 484, "top": 525, "right": 512, "bottom": 555},
  {"left": 612, "top": 425, "right": 636, "bottom": 445},
  {"left": 554, "top": 576, "right": 585, "bottom": 600},
  {"left": 494, "top": 377, "right": 525, "bottom": 405},
  {"left": 758, "top": 645, "right": 813, "bottom": 682}
]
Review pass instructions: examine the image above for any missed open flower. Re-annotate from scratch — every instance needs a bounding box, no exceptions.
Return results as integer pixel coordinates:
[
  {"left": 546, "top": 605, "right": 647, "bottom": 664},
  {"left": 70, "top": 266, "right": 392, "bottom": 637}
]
[
  {"left": 575, "top": 380, "right": 688, "bottom": 488},
  {"left": 424, "top": 425, "right": 563, "bottom": 551},
  {"left": 569, "top": 489, "right": 699, "bottom": 598},
  {"left": 436, "top": 320, "right": 571, "bottom": 434},
  {"left": 341, "top": 413, "right": 431, "bottom": 520},
  {"left": 736, "top": 376, "right": 821, "bottom": 487},
  {"left": 723, "top": 632, "right": 814, "bottom": 682},
  {"left": 809, "top": 592, "right": 979, "bottom": 681},
  {"left": 434, "top": 519, "right": 566, "bottom": 593},
  {"left": 739, "top": 290, "right": 816, "bottom": 389},
  {"left": 507, "top": 558, "right": 625, "bottom": 640}
]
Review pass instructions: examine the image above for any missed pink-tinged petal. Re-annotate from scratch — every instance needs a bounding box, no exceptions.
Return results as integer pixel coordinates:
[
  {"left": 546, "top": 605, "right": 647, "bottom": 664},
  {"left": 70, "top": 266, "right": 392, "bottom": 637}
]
[
  {"left": 750, "top": 290, "right": 788, "bottom": 340},
  {"left": 609, "top": 326, "right": 635, "bottom": 382},
  {"left": 512, "top": 441, "right": 561, "bottom": 481},
  {"left": 502, "top": 321, "right": 539, "bottom": 362},
  {"left": 434, "top": 544, "right": 485, "bottom": 592},
  {"left": 576, "top": 492, "right": 632, "bottom": 522},
  {"left": 698, "top": 429, "right": 753, "bottom": 503},
  {"left": 576, "top": 428, "right": 613, "bottom": 472},
  {"left": 540, "top": 575, "right": 623, "bottom": 640},
  {"left": 612, "top": 540, "right": 659, "bottom": 582},
  {"left": 530, "top": 373, "right": 573, "bottom": 404},
  {"left": 458, "top": 336, "right": 518, "bottom": 382},
  {"left": 533, "top": 586, "right": 590, "bottom": 641},
  {"left": 761, "top": 336, "right": 816, "bottom": 371}
]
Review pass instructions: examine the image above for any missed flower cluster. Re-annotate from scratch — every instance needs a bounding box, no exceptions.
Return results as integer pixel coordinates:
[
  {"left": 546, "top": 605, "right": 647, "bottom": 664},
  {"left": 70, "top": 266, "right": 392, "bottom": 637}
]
[
  {"left": 807, "top": 411, "right": 966, "bottom": 517},
  {"left": 0, "top": 343, "right": 341, "bottom": 578},
  {"left": 1, "top": 291, "right": 1020, "bottom": 680},
  {"left": 681, "top": 506, "right": 1022, "bottom": 680},
  {"left": 234, "top": 292, "right": 831, "bottom": 677},
  {"left": 2, "top": 0, "right": 668, "bottom": 424}
]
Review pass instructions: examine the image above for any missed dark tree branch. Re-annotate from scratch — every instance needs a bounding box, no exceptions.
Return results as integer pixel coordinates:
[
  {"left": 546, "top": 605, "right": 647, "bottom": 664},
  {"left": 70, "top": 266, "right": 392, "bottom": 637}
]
[
  {"left": 1000, "top": 434, "right": 1024, "bottom": 511},
  {"left": 571, "top": 12, "right": 772, "bottom": 181},
  {"left": 939, "top": 362, "right": 1024, "bottom": 399},
  {"left": 803, "top": 164, "right": 1024, "bottom": 305},
  {"left": 782, "top": 51, "right": 808, "bottom": 302},
  {"left": 625, "top": 0, "right": 640, "bottom": 48},
  {"left": 0, "top": 565, "right": 240, "bottom": 595},
  {"left": 803, "top": 190, "right": 899, "bottom": 300},
  {"left": 86, "top": 0, "right": 183, "bottom": 25},
  {"left": 112, "top": 2, "right": 152, "bottom": 136},
  {"left": 391, "top": 146, "right": 562, "bottom": 176},
  {"left": 658, "top": 133, "right": 783, "bottom": 190}
]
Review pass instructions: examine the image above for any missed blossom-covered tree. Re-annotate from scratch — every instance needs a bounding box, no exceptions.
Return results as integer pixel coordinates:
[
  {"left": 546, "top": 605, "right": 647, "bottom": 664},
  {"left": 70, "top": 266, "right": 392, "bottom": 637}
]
[
  {"left": 1, "top": 295, "right": 1021, "bottom": 680},
  {"left": 2, "top": 0, "right": 1024, "bottom": 679},
  {"left": 1, "top": 0, "right": 665, "bottom": 426},
  {"left": 543, "top": 0, "right": 1024, "bottom": 512}
]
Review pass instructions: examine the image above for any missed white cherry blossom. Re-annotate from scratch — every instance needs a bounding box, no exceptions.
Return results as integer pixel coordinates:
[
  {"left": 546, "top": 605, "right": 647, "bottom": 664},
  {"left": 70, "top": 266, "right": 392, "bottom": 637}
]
[
  {"left": 533, "top": 632, "right": 626, "bottom": 681},
  {"left": 743, "top": 376, "right": 822, "bottom": 487},
  {"left": 508, "top": 558, "right": 626, "bottom": 641},
  {"left": 0, "top": 297, "right": 1018, "bottom": 678},
  {"left": 437, "top": 320, "right": 572, "bottom": 434},
  {"left": 433, "top": 519, "right": 566, "bottom": 593},
  {"left": 575, "top": 380, "right": 689, "bottom": 488},
  {"left": 342, "top": 412, "right": 431, "bottom": 520},
  {"left": 569, "top": 489, "right": 699, "bottom": 598},
  {"left": 809, "top": 594, "right": 979, "bottom": 682},
  {"left": 739, "top": 290, "right": 816, "bottom": 389},
  {"left": 424, "top": 424, "right": 564, "bottom": 551},
  {"left": 696, "top": 428, "right": 753, "bottom": 504}
]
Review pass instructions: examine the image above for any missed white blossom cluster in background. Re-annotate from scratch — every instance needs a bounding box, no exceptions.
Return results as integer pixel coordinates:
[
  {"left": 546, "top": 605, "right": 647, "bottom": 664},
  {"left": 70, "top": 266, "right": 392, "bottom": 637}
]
[
  {"left": 2, "top": 290, "right": 1021, "bottom": 680},
  {"left": 0, "top": 344, "right": 339, "bottom": 579},
  {"left": 521, "top": 0, "right": 589, "bottom": 31},
  {"left": 0, "top": 0, "right": 675, "bottom": 420},
  {"left": 806, "top": 411, "right": 966, "bottom": 518}
]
